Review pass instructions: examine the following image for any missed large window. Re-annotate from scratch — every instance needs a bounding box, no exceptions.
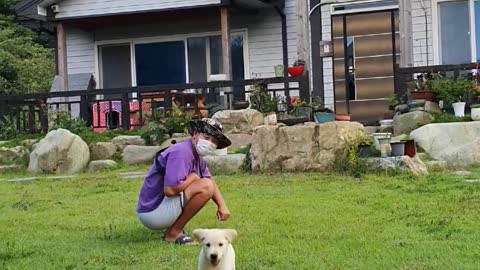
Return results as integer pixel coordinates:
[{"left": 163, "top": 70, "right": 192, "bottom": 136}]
[{"left": 97, "top": 32, "right": 247, "bottom": 90}]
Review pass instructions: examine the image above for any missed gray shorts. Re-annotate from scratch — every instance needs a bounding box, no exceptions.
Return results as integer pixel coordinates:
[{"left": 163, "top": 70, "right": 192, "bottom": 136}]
[{"left": 137, "top": 192, "right": 187, "bottom": 230}]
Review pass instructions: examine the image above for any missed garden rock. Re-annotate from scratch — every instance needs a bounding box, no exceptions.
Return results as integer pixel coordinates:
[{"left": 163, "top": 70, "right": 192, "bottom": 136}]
[
  {"left": 393, "top": 111, "right": 433, "bottom": 136},
  {"left": 204, "top": 154, "right": 246, "bottom": 174},
  {"left": 122, "top": 145, "right": 161, "bottom": 165},
  {"left": 411, "top": 122, "right": 480, "bottom": 166},
  {"left": 227, "top": 134, "right": 253, "bottom": 148},
  {"left": 90, "top": 142, "right": 117, "bottom": 160},
  {"left": 0, "top": 146, "right": 30, "bottom": 165},
  {"left": 366, "top": 156, "right": 428, "bottom": 176},
  {"left": 19, "top": 139, "right": 38, "bottom": 150},
  {"left": 250, "top": 121, "right": 365, "bottom": 172},
  {"left": 212, "top": 109, "right": 264, "bottom": 134},
  {"left": 395, "top": 104, "right": 409, "bottom": 114},
  {"left": 424, "top": 101, "right": 442, "bottom": 114},
  {"left": 87, "top": 160, "right": 118, "bottom": 172},
  {"left": 28, "top": 129, "right": 90, "bottom": 174},
  {"left": 111, "top": 135, "right": 145, "bottom": 151}
]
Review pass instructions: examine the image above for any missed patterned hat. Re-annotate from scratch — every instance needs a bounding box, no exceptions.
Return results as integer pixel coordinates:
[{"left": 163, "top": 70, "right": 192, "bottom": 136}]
[{"left": 187, "top": 118, "right": 232, "bottom": 149}]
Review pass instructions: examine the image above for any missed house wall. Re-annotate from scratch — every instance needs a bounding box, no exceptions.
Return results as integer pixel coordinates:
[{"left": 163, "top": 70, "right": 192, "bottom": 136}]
[
  {"left": 410, "top": 0, "right": 434, "bottom": 67},
  {"left": 64, "top": 2, "right": 299, "bottom": 86},
  {"left": 56, "top": 0, "right": 222, "bottom": 19}
]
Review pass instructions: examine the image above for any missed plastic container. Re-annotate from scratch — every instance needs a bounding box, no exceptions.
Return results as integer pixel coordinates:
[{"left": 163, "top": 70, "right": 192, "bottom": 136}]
[
  {"left": 391, "top": 141, "right": 406, "bottom": 156},
  {"left": 314, "top": 112, "right": 335, "bottom": 124}
]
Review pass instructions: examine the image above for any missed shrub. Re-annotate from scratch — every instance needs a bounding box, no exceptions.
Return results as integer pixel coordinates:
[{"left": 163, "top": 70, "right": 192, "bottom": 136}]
[
  {"left": 431, "top": 112, "right": 472, "bottom": 123},
  {"left": 141, "top": 109, "right": 190, "bottom": 145},
  {"left": 0, "top": 115, "right": 17, "bottom": 140},
  {"left": 49, "top": 111, "right": 89, "bottom": 135},
  {"left": 431, "top": 77, "right": 475, "bottom": 108}
]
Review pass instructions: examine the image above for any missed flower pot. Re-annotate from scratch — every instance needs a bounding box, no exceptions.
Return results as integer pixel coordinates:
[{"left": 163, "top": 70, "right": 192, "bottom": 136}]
[
  {"left": 287, "top": 66, "right": 305, "bottom": 77},
  {"left": 357, "top": 144, "right": 371, "bottom": 158},
  {"left": 471, "top": 107, "right": 480, "bottom": 121},
  {"left": 404, "top": 139, "right": 416, "bottom": 158},
  {"left": 264, "top": 112, "right": 277, "bottom": 126},
  {"left": 297, "top": 106, "right": 313, "bottom": 119},
  {"left": 378, "top": 138, "right": 392, "bottom": 158},
  {"left": 233, "top": 101, "right": 249, "bottom": 110},
  {"left": 314, "top": 112, "right": 335, "bottom": 124},
  {"left": 410, "top": 91, "right": 434, "bottom": 102},
  {"left": 335, "top": 114, "right": 351, "bottom": 121},
  {"left": 452, "top": 102, "right": 466, "bottom": 117},
  {"left": 274, "top": 65, "right": 284, "bottom": 77},
  {"left": 391, "top": 141, "right": 406, "bottom": 157},
  {"left": 277, "top": 116, "right": 309, "bottom": 126}
]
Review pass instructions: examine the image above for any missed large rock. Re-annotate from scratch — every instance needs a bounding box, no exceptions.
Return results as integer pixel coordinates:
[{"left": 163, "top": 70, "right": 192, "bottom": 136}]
[
  {"left": 19, "top": 139, "right": 38, "bottom": 150},
  {"left": 90, "top": 142, "right": 117, "bottom": 160},
  {"left": 227, "top": 134, "right": 253, "bottom": 148},
  {"left": 28, "top": 129, "right": 90, "bottom": 174},
  {"left": 366, "top": 156, "right": 428, "bottom": 176},
  {"left": 212, "top": 109, "right": 264, "bottom": 134},
  {"left": 87, "top": 160, "right": 118, "bottom": 172},
  {"left": 0, "top": 146, "right": 29, "bottom": 165},
  {"left": 393, "top": 111, "right": 433, "bottom": 136},
  {"left": 424, "top": 101, "right": 442, "bottom": 114},
  {"left": 250, "top": 121, "right": 365, "bottom": 172},
  {"left": 122, "top": 145, "right": 161, "bottom": 165},
  {"left": 411, "top": 122, "right": 480, "bottom": 166},
  {"left": 111, "top": 135, "right": 145, "bottom": 151},
  {"left": 204, "top": 154, "right": 246, "bottom": 174}
]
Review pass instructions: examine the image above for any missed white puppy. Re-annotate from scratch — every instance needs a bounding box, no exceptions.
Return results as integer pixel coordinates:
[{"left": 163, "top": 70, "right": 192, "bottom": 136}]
[{"left": 193, "top": 229, "right": 237, "bottom": 270}]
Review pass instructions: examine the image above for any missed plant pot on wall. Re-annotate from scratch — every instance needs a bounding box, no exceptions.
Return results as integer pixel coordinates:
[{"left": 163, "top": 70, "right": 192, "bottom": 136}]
[
  {"left": 264, "top": 112, "right": 277, "bottom": 126},
  {"left": 452, "top": 102, "right": 466, "bottom": 117},
  {"left": 391, "top": 141, "right": 406, "bottom": 157},
  {"left": 410, "top": 91, "right": 434, "bottom": 101},
  {"left": 471, "top": 107, "right": 480, "bottom": 121},
  {"left": 314, "top": 112, "right": 335, "bottom": 124},
  {"left": 404, "top": 139, "right": 417, "bottom": 158},
  {"left": 357, "top": 144, "right": 371, "bottom": 158},
  {"left": 335, "top": 114, "right": 351, "bottom": 121}
]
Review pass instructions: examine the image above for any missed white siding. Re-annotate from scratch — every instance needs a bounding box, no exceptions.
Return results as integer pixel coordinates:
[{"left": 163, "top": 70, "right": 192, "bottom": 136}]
[
  {"left": 65, "top": 0, "right": 301, "bottom": 90},
  {"left": 410, "top": 0, "right": 434, "bottom": 66},
  {"left": 56, "top": 0, "right": 222, "bottom": 19},
  {"left": 319, "top": 4, "right": 335, "bottom": 109},
  {"left": 66, "top": 26, "right": 95, "bottom": 75}
]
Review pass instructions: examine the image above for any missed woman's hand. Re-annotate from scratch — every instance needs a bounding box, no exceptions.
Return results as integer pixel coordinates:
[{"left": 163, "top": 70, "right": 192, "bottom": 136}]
[{"left": 216, "top": 206, "right": 231, "bottom": 221}]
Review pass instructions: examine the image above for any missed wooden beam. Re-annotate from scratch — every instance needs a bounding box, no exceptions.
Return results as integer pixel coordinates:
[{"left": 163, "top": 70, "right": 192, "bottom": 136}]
[
  {"left": 56, "top": 23, "right": 69, "bottom": 92},
  {"left": 296, "top": 0, "right": 310, "bottom": 68},
  {"left": 220, "top": 7, "right": 231, "bottom": 80}
]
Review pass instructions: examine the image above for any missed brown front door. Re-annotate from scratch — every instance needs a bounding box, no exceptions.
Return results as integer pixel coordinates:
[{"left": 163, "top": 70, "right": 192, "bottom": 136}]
[{"left": 332, "top": 10, "right": 400, "bottom": 123}]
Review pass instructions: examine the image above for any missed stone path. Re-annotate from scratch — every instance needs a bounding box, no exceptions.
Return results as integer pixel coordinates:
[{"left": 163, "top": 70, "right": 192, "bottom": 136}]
[{"left": 119, "top": 171, "right": 144, "bottom": 180}]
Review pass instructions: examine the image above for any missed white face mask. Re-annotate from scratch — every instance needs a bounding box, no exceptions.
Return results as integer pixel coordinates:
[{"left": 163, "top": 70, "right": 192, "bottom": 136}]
[{"left": 195, "top": 138, "right": 217, "bottom": 156}]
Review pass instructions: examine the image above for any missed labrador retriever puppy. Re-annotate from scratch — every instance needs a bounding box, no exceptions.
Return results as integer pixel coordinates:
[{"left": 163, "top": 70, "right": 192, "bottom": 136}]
[{"left": 193, "top": 229, "right": 237, "bottom": 270}]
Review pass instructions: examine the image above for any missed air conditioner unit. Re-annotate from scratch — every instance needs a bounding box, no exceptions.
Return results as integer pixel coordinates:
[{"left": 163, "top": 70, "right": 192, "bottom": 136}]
[{"left": 51, "top": 5, "right": 60, "bottom": 13}]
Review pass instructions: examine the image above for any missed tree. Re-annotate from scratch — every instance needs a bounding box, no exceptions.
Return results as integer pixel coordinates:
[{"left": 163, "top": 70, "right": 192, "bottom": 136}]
[{"left": 0, "top": 0, "right": 54, "bottom": 95}]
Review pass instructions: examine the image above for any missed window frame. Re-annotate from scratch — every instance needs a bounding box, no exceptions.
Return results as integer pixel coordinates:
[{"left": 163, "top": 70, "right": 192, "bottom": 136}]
[{"left": 94, "top": 29, "right": 249, "bottom": 89}]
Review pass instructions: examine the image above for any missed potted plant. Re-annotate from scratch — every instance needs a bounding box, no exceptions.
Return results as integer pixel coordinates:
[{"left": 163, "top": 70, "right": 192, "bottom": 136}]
[
  {"left": 390, "top": 140, "right": 406, "bottom": 157},
  {"left": 287, "top": 60, "right": 305, "bottom": 77},
  {"left": 431, "top": 76, "right": 475, "bottom": 117},
  {"left": 471, "top": 104, "right": 480, "bottom": 121},
  {"left": 396, "top": 134, "right": 416, "bottom": 158},
  {"left": 249, "top": 84, "right": 278, "bottom": 125},
  {"left": 356, "top": 134, "right": 374, "bottom": 158},
  {"left": 310, "top": 97, "right": 335, "bottom": 124},
  {"left": 407, "top": 72, "right": 440, "bottom": 101}
]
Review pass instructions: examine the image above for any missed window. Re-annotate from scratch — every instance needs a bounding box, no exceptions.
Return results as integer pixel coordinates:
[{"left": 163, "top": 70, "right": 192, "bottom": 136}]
[{"left": 438, "top": 0, "right": 471, "bottom": 64}]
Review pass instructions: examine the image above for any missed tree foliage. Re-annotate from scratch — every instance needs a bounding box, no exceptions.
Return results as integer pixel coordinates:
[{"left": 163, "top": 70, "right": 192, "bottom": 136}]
[{"left": 0, "top": 0, "right": 54, "bottom": 95}]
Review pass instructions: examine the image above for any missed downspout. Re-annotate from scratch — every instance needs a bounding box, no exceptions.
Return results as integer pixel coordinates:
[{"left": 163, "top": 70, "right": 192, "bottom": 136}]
[
  {"left": 419, "top": 0, "right": 429, "bottom": 65},
  {"left": 275, "top": 6, "right": 290, "bottom": 103}
]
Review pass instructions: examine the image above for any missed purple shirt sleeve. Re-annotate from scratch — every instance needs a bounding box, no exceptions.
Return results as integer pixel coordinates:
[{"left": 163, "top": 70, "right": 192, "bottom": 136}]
[
  {"left": 163, "top": 151, "right": 191, "bottom": 187},
  {"left": 200, "top": 158, "right": 212, "bottom": 179}
]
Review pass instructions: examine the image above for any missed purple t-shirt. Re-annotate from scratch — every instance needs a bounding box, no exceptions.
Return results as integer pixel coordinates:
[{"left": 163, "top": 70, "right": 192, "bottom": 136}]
[{"left": 136, "top": 139, "right": 211, "bottom": 213}]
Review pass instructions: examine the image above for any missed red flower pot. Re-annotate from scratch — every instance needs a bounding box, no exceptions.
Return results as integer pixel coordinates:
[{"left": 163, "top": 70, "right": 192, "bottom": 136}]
[
  {"left": 335, "top": 114, "right": 351, "bottom": 121},
  {"left": 410, "top": 91, "right": 434, "bottom": 102},
  {"left": 287, "top": 66, "right": 305, "bottom": 77},
  {"left": 404, "top": 140, "right": 416, "bottom": 158}
]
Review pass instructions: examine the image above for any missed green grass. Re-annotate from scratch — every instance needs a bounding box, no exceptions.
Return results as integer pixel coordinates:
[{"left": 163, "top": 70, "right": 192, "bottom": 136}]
[{"left": 1, "top": 168, "right": 480, "bottom": 269}]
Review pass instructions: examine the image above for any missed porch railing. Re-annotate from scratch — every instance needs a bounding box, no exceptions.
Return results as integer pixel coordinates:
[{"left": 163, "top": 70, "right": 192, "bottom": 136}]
[{"left": 0, "top": 75, "right": 310, "bottom": 135}]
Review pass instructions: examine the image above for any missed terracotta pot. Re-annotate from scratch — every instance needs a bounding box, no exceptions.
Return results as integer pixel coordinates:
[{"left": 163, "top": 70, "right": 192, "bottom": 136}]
[
  {"left": 410, "top": 91, "right": 434, "bottom": 102},
  {"left": 335, "top": 114, "right": 351, "bottom": 121}
]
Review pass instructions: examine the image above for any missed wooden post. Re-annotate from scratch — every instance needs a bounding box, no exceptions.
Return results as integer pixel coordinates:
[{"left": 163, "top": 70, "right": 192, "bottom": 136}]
[
  {"left": 56, "top": 23, "right": 69, "bottom": 109},
  {"left": 121, "top": 93, "right": 130, "bottom": 130},
  {"left": 220, "top": 7, "right": 231, "bottom": 80},
  {"left": 296, "top": 0, "right": 310, "bottom": 69}
]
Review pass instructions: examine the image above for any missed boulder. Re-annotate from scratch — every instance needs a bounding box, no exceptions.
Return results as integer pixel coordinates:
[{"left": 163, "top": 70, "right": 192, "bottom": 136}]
[
  {"left": 212, "top": 109, "right": 264, "bottom": 134},
  {"left": 90, "top": 142, "right": 117, "bottom": 160},
  {"left": 411, "top": 122, "right": 480, "bottom": 166},
  {"left": 28, "top": 129, "right": 90, "bottom": 174},
  {"left": 87, "top": 160, "right": 118, "bottom": 172},
  {"left": 111, "top": 135, "right": 145, "bottom": 151},
  {"left": 250, "top": 121, "right": 365, "bottom": 172},
  {"left": 0, "top": 146, "right": 30, "bottom": 165},
  {"left": 227, "top": 134, "right": 253, "bottom": 148},
  {"left": 393, "top": 111, "right": 433, "bottom": 136},
  {"left": 204, "top": 154, "right": 247, "bottom": 174},
  {"left": 122, "top": 145, "right": 161, "bottom": 165},
  {"left": 366, "top": 156, "right": 428, "bottom": 176},
  {"left": 424, "top": 101, "right": 442, "bottom": 114}
]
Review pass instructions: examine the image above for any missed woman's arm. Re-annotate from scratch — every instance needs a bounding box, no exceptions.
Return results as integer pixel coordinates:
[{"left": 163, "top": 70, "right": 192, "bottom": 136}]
[{"left": 164, "top": 173, "right": 200, "bottom": 197}]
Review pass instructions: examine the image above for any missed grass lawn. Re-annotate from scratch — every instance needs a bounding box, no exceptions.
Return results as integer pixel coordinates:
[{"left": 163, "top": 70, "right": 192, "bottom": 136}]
[{"left": 1, "top": 168, "right": 480, "bottom": 269}]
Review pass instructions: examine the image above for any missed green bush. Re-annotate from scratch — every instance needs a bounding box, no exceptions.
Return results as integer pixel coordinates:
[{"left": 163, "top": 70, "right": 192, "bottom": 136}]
[
  {"left": 431, "top": 77, "right": 475, "bottom": 109},
  {"left": 141, "top": 109, "right": 190, "bottom": 145},
  {"left": 0, "top": 115, "right": 17, "bottom": 140},
  {"left": 431, "top": 112, "right": 472, "bottom": 123},
  {"left": 49, "top": 111, "right": 89, "bottom": 135},
  {"left": 335, "top": 139, "right": 368, "bottom": 178}
]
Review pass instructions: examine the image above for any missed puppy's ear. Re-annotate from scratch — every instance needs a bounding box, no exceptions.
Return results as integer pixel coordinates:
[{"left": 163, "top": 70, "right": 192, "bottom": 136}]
[
  {"left": 223, "top": 229, "right": 237, "bottom": 242},
  {"left": 193, "top": 229, "right": 207, "bottom": 241}
]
